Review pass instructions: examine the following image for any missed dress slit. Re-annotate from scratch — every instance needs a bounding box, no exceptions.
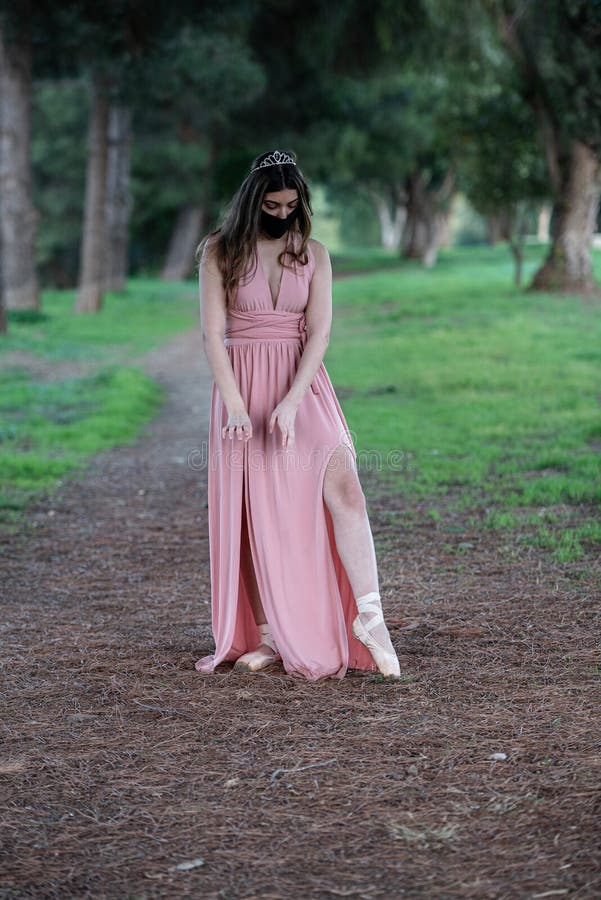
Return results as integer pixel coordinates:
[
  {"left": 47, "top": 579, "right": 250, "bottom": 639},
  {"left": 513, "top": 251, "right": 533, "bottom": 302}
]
[
  {"left": 239, "top": 451, "right": 264, "bottom": 648},
  {"left": 317, "top": 440, "right": 376, "bottom": 673}
]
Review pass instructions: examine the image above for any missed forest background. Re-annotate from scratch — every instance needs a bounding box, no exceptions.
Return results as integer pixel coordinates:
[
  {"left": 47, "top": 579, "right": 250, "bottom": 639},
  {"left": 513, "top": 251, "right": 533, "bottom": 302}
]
[
  {"left": 1, "top": 0, "right": 601, "bottom": 320},
  {"left": 2, "top": 4, "right": 601, "bottom": 895}
]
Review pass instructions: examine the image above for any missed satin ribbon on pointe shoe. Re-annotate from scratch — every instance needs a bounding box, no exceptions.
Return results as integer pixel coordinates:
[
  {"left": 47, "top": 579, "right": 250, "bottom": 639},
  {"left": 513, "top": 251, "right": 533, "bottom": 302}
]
[
  {"left": 352, "top": 591, "right": 401, "bottom": 678},
  {"left": 233, "top": 623, "right": 281, "bottom": 673}
]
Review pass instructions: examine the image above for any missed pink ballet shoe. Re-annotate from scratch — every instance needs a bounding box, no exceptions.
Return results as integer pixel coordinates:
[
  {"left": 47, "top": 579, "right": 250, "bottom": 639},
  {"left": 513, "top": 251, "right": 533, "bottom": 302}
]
[
  {"left": 233, "top": 623, "right": 281, "bottom": 673},
  {"left": 352, "top": 591, "right": 401, "bottom": 679}
]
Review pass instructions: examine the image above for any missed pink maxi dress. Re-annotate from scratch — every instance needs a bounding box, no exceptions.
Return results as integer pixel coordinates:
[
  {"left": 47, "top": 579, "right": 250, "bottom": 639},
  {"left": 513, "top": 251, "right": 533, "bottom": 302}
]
[{"left": 195, "top": 230, "right": 377, "bottom": 680}]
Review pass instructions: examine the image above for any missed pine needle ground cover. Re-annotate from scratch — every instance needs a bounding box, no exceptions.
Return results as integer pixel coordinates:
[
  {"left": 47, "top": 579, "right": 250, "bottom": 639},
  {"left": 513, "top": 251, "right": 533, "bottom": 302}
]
[
  {"left": 1, "top": 322, "right": 599, "bottom": 899},
  {"left": 328, "top": 245, "right": 601, "bottom": 563},
  {"left": 0, "top": 280, "right": 196, "bottom": 525}
]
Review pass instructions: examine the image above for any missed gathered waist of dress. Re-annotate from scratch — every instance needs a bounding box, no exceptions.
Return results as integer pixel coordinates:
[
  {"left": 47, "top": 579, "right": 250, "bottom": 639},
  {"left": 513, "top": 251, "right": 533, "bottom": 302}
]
[{"left": 224, "top": 309, "right": 308, "bottom": 346}]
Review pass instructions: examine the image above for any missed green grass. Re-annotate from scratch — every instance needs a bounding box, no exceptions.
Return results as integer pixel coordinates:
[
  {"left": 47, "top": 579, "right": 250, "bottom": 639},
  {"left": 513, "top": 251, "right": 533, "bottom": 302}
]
[
  {"left": 0, "top": 366, "right": 163, "bottom": 524},
  {"left": 0, "top": 280, "right": 196, "bottom": 527},
  {"left": 2, "top": 279, "right": 196, "bottom": 360},
  {"left": 331, "top": 246, "right": 411, "bottom": 275},
  {"left": 327, "top": 243, "right": 601, "bottom": 563},
  {"left": 2, "top": 246, "right": 600, "bottom": 564}
]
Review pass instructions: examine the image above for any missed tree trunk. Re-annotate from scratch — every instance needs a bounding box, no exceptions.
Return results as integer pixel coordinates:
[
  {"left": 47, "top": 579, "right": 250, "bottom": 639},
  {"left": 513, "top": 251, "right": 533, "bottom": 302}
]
[
  {"left": 537, "top": 203, "right": 551, "bottom": 242},
  {"left": 0, "top": 232, "right": 6, "bottom": 333},
  {"left": 161, "top": 205, "right": 204, "bottom": 281},
  {"left": 402, "top": 173, "right": 425, "bottom": 258},
  {"left": 402, "top": 197, "right": 444, "bottom": 268},
  {"left": 103, "top": 104, "right": 132, "bottom": 291},
  {"left": 509, "top": 242, "right": 523, "bottom": 287},
  {"left": 402, "top": 171, "right": 454, "bottom": 268},
  {"left": 403, "top": 212, "right": 440, "bottom": 267},
  {"left": 0, "top": 24, "right": 39, "bottom": 312},
  {"left": 437, "top": 209, "right": 452, "bottom": 249},
  {"left": 486, "top": 210, "right": 512, "bottom": 245},
  {"left": 531, "top": 140, "right": 601, "bottom": 292},
  {"left": 372, "top": 192, "right": 406, "bottom": 251},
  {"left": 486, "top": 216, "right": 501, "bottom": 245},
  {"left": 421, "top": 214, "right": 447, "bottom": 268},
  {"left": 76, "top": 72, "right": 109, "bottom": 312},
  {"left": 0, "top": 133, "right": 4, "bottom": 332}
]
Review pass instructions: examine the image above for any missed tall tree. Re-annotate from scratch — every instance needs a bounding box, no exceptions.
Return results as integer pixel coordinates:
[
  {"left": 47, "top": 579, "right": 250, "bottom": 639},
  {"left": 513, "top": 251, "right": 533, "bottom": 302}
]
[
  {"left": 148, "top": 26, "right": 265, "bottom": 280},
  {"left": 30, "top": 81, "right": 87, "bottom": 287},
  {"left": 71, "top": 1, "right": 224, "bottom": 306},
  {"left": 241, "top": 1, "right": 465, "bottom": 263},
  {"left": 103, "top": 104, "right": 133, "bottom": 291},
  {"left": 455, "top": 78, "right": 549, "bottom": 284},
  {"left": 0, "top": 18, "right": 39, "bottom": 313},
  {"left": 0, "top": 168, "right": 5, "bottom": 331},
  {"left": 321, "top": 74, "right": 412, "bottom": 252},
  {"left": 72, "top": 1, "right": 257, "bottom": 291},
  {"left": 70, "top": 1, "right": 152, "bottom": 312},
  {"left": 76, "top": 71, "right": 109, "bottom": 312},
  {"left": 321, "top": 70, "right": 455, "bottom": 264},
  {"left": 427, "top": 0, "right": 601, "bottom": 289},
  {"left": 494, "top": 0, "right": 601, "bottom": 292}
]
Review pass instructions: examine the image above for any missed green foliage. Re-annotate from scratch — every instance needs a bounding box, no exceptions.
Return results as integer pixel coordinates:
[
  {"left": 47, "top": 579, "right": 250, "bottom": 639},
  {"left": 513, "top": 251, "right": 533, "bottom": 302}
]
[
  {"left": 331, "top": 249, "right": 409, "bottom": 275},
  {"left": 327, "top": 244, "right": 601, "bottom": 561},
  {"left": 502, "top": 0, "right": 601, "bottom": 154},
  {"left": 448, "top": 194, "right": 488, "bottom": 246},
  {"left": 31, "top": 81, "right": 88, "bottom": 286},
  {"left": 453, "top": 81, "right": 549, "bottom": 216},
  {"left": 436, "top": 0, "right": 601, "bottom": 159},
  {"left": 243, "top": 0, "right": 429, "bottom": 140},
  {"left": 323, "top": 69, "right": 454, "bottom": 230},
  {"left": 19, "top": 0, "right": 601, "bottom": 290},
  {"left": 24, "top": 4, "right": 269, "bottom": 284},
  {"left": 331, "top": 193, "right": 381, "bottom": 249},
  {"left": 130, "top": 25, "right": 265, "bottom": 270}
]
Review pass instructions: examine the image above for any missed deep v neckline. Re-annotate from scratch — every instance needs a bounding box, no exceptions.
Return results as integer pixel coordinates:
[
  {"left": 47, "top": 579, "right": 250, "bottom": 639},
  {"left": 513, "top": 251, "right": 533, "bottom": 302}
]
[{"left": 257, "top": 235, "right": 291, "bottom": 311}]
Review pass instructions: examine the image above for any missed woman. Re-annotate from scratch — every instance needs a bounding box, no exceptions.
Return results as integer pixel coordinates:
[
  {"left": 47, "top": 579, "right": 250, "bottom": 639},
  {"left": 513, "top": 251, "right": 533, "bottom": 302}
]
[{"left": 195, "top": 149, "right": 400, "bottom": 681}]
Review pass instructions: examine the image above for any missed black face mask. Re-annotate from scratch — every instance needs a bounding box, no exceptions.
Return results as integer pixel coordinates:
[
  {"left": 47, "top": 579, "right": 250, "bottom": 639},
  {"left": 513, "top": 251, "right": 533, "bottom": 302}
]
[{"left": 260, "top": 208, "right": 298, "bottom": 239}]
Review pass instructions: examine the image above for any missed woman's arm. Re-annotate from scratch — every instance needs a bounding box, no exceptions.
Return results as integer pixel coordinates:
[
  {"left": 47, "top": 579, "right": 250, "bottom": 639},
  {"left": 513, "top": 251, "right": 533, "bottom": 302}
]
[
  {"left": 285, "top": 239, "right": 332, "bottom": 406},
  {"left": 200, "top": 242, "right": 252, "bottom": 441}
]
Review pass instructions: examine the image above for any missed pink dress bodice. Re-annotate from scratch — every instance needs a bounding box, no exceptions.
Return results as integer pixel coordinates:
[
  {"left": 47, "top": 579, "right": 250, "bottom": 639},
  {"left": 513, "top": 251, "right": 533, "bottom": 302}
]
[
  {"left": 232, "top": 233, "right": 316, "bottom": 313},
  {"left": 224, "top": 233, "right": 317, "bottom": 348}
]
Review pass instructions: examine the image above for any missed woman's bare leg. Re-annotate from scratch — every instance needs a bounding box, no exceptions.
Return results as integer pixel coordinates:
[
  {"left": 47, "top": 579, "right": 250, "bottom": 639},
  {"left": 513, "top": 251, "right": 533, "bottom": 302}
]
[{"left": 322, "top": 445, "right": 397, "bottom": 660}]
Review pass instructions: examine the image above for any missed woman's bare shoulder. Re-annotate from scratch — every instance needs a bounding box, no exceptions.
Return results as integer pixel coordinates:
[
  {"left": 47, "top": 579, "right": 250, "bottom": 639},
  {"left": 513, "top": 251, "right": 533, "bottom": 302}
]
[
  {"left": 200, "top": 234, "right": 222, "bottom": 275},
  {"left": 308, "top": 238, "right": 331, "bottom": 268}
]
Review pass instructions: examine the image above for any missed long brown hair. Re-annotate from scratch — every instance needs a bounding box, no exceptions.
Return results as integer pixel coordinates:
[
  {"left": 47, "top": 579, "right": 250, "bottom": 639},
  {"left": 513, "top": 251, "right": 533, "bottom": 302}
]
[{"left": 195, "top": 150, "right": 313, "bottom": 309}]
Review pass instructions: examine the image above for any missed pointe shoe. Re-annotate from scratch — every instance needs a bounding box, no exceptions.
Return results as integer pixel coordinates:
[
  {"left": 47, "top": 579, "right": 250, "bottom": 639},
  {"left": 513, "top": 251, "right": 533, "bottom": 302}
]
[
  {"left": 352, "top": 591, "right": 401, "bottom": 678},
  {"left": 233, "top": 623, "right": 281, "bottom": 673}
]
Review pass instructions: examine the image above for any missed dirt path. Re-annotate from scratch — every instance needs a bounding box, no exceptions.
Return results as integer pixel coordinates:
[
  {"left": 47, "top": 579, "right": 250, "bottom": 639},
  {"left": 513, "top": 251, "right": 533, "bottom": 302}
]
[{"left": 1, "top": 328, "right": 600, "bottom": 899}]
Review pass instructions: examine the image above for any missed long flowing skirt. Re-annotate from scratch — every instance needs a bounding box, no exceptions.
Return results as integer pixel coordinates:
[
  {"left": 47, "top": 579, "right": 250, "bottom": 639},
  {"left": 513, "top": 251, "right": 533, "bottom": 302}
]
[{"left": 196, "top": 331, "right": 377, "bottom": 680}]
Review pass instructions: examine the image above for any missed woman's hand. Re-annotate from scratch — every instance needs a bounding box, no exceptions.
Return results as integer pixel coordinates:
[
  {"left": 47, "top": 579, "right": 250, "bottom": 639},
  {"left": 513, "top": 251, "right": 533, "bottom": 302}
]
[
  {"left": 222, "top": 408, "right": 253, "bottom": 442},
  {"left": 269, "top": 397, "right": 299, "bottom": 449}
]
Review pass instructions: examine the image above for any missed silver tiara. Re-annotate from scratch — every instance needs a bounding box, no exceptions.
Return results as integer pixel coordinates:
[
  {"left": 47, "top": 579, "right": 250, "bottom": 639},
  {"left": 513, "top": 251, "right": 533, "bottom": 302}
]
[{"left": 252, "top": 151, "right": 296, "bottom": 172}]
